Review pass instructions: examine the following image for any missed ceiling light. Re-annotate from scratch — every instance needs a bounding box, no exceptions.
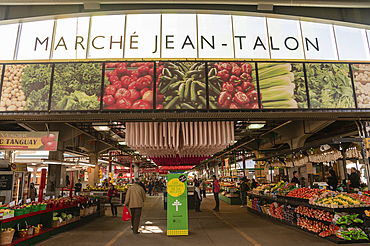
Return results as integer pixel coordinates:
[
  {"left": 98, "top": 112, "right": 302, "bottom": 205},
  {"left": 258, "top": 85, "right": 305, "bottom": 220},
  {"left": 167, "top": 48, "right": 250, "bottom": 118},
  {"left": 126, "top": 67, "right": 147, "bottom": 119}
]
[
  {"left": 248, "top": 124, "right": 265, "bottom": 129},
  {"left": 119, "top": 141, "right": 126, "bottom": 145},
  {"left": 93, "top": 126, "right": 110, "bottom": 131}
]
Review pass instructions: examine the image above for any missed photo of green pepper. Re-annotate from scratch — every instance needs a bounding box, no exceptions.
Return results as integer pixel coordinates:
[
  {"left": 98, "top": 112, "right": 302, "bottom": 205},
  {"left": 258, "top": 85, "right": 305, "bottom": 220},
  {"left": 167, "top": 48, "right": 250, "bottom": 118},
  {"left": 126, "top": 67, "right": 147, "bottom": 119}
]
[{"left": 156, "top": 62, "right": 207, "bottom": 109}]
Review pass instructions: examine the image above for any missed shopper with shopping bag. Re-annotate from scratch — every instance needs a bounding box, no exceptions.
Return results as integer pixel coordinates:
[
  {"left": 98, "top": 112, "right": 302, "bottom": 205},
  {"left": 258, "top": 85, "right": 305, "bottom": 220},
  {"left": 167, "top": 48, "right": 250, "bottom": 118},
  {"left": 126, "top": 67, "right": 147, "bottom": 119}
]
[
  {"left": 125, "top": 178, "right": 146, "bottom": 234},
  {"left": 108, "top": 184, "right": 119, "bottom": 216}
]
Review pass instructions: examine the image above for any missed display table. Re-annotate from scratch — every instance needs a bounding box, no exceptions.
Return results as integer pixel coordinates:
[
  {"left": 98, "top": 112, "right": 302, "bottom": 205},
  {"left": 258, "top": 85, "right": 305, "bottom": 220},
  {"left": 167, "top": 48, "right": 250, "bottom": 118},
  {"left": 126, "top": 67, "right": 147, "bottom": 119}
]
[
  {"left": 82, "top": 191, "right": 126, "bottom": 205},
  {"left": 247, "top": 193, "right": 370, "bottom": 244},
  {"left": 219, "top": 194, "right": 242, "bottom": 205},
  {"left": 0, "top": 200, "right": 102, "bottom": 246}
]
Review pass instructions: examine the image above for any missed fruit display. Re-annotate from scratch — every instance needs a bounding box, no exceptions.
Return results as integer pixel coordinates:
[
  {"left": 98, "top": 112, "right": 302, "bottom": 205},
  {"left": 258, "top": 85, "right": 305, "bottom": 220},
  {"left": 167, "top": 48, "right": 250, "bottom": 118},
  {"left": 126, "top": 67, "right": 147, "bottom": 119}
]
[
  {"left": 332, "top": 213, "right": 363, "bottom": 225},
  {"left": 297, "top": 217, "right": 330, "bottom": 233},
  {"left": 319, "top": 225, "right": 340, "bottom": 237},
  {"left": 352, "top": 64, "right": 370, "bottom": 108},
  {"left": 336, "top": 226, "right": 369, "bottom": 240},
  {"left": 269, "top": 202, "right": 283, "bottom": 220},
  {"left": 208, "top": 62, "right": 258, "bottom": 109},
  {"left": 282, "top": 205, "right": 296, "bottom": 223},
  {"left": 306, "top": 63, "right": 355, "bottom": 108},
  {"left": 103, "top": 62, "right": 154, "bottom": 110},
  {"left": 313, "top": 193, "right": 363, "bottom": 208},
  {"left": 51, "top": 63, "right": 104, "bottom": 110},
  {"left": 257, "top": 63, "right": 307, "bottom": 108},
  {"left": 347, "top": 193, "right": 370, "bottom": 206},
  {"left": 0, "top": 64, "right": 52, "bottom": 111},
  {"left": 287, "top": 187, "right": 323, "bottom": 200},
  {"left": 296, "top": 206, "right": 334, "bottom": 222},
  {"left": 84, "top": 184, "right": 128, "bottom": 192},
  {"left": 156, "top": 62, "right": 207, "bottom": 109}
]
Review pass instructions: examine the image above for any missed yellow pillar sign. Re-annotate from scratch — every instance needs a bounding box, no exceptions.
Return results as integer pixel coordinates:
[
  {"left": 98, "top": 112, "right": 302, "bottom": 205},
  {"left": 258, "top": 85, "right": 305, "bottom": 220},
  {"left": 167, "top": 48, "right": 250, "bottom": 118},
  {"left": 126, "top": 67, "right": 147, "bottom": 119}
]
[{"left": 365, "top": 138, "right": 370, "bottom": 149}]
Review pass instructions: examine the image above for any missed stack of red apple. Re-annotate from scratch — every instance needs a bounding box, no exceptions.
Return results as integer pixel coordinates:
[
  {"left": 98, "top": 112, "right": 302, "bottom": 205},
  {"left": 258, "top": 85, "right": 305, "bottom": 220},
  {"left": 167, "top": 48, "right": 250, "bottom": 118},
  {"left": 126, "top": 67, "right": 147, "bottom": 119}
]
[
  {"left": 296, "top": 206, "right": 334, "bottom": 222},
  {"left": 269, "top": 202, "right": 283, "bottom": 219},
  {"left": 348, "top": 193, "right": 370, "bottom": 206},
  {"left": 103, "top": 62, "right": 154, "bottom": 110},
  {"left": 287, "top": 187, "right": 322, "bottom": 200},
  {"left": 297, "top": 217, "right": 329, "bottom": 233}
]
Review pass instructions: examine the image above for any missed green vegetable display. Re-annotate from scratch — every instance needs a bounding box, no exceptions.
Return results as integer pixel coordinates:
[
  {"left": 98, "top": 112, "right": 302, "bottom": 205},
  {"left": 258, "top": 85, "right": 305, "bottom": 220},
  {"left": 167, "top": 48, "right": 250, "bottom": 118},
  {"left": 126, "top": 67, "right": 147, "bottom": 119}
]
[
  {"left": 306, "top": 63, "right": 355, "bottom": 108},
  {"left": 51, "top": 63, "right": 107, "bottom": 110},
  {"left": 156, "top": 62, "right": 207, "bottom": 109}
]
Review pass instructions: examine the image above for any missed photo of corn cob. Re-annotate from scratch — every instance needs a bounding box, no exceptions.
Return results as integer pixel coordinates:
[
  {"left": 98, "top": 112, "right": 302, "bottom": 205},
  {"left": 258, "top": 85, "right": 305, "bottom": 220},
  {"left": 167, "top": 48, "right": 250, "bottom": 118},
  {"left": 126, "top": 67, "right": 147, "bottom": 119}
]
[{"left": 257, "top": 63, "right": 307, "bottom": 108}]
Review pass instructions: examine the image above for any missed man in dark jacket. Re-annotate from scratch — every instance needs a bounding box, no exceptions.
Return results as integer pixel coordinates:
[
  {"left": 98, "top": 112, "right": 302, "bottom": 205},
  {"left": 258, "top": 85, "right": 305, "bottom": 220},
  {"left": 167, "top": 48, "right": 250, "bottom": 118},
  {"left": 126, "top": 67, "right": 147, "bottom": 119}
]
[
  {"left": 240, "top": 178, "right": 249, "bottom": 207},
  {"left": 327, "top": 169, "right": 338, "bottom": 190},
  {"left": 349, "top": 168, "right": 360, "bottom": 189},
  {"left": 291, "top": 171, "right": 300, "bottom": 185}
]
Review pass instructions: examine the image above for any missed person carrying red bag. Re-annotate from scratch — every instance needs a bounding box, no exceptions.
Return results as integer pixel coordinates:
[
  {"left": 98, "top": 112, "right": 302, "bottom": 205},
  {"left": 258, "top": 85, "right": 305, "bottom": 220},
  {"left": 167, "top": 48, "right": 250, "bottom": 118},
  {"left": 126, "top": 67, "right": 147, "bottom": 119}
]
[{"left": 124, "top": 178, "right": 146, "bottom": 234}]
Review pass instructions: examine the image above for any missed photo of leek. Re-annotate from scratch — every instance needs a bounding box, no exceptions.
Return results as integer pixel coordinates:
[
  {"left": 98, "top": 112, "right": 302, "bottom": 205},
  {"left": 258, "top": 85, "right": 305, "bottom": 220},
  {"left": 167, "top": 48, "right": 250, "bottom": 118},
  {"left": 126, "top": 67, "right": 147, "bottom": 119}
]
[{"left": 257, "top": 63, "right": 307, "bottom": 108}]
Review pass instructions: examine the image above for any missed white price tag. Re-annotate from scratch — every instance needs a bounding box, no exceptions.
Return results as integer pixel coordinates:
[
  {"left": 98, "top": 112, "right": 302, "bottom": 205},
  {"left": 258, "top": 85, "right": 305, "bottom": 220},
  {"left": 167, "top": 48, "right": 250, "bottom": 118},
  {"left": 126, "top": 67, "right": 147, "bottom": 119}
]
[
  {"left": 59, "top": 217, "right": 62, "bottom": 222},
  {"left": 9, "top": 201, "right": 15, "bottom": 207},
  {"left": 359, "top": 191, "right": 363, "bottom": 196},
  {"left": 45, "top": 196, "right": 50, "bottom": 201},
  {"left": 78, "top": 203, "right": 80, "bottom": 207},
  {"left": 18, "top": 199, "right": 22, "bottom": 205},
  {"left": 52, "top": 196, "right": 55, "bottom": 199},
  {"left": 35, "top": 198, "right": 39, "bottom": 202},
  {"left": 90, "top": 193, "right": 93, "bottom": 195},
  {"left": 26, "top": 199, "right": 31, "bottom": 204},
  {"left": 96, "top": 199, "right": 98, "bottom": 202}
]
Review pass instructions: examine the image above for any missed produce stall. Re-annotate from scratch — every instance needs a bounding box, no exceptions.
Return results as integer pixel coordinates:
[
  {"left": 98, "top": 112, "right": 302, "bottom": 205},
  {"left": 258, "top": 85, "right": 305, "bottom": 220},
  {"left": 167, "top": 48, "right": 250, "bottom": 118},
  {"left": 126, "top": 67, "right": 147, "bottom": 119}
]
[
  {"left": 219, "top": 181, "right": 241, "bottom": 205},
  {"left": 247, "top": 183, "right": 370, "bottom": 244},
  {"left": 82, "top": 185, "right": 128, "bottom": 205},
  {"left": 0, "top": 195, "right": 103, "bottom": 246}
]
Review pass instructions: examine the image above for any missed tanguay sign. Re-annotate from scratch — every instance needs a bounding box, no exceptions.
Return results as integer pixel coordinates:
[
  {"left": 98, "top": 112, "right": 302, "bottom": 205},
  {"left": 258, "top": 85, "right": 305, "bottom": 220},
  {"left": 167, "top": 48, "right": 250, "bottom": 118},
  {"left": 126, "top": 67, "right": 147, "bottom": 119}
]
[{"left": 0, "top": 12, "right": 369, "bottom": 61}]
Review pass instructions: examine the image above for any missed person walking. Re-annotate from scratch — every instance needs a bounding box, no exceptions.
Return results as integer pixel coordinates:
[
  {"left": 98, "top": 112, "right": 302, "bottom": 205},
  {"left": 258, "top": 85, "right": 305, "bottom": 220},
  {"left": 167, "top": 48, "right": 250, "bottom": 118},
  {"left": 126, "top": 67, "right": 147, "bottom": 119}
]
[
  {"left": 148, "top": 180, "right": 153, "bottom": 196},
  {"left": 195, "top": 183, "right": 202, "bottom": 212},
  {"left": 240, "top": 178, "right": 249, "bottom": 207},
  {"left": 201, "top": 179, "right": 207, "bottom": 198},
  {"left": 74, "top": 179, "right": 82, "bottom": 195},
  {"left": 107, "top": 184, "right": 118, "bottom": 216},
  {"left": 29, "top": 182, "right": 37, "bottom": 201},
  {"left": 125, "top": 178, "right": 146, "bottom": 234},
  {"left": 212, "top": 175, "right": 220, "bottom": 211}
]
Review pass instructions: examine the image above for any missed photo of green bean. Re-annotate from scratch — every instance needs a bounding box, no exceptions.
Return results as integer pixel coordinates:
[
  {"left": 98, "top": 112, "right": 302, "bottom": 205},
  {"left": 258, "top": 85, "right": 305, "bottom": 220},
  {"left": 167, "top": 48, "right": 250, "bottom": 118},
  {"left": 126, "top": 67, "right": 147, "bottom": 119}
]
[{"left": 156, "top": 62, "right": 207, "bottom": 110}]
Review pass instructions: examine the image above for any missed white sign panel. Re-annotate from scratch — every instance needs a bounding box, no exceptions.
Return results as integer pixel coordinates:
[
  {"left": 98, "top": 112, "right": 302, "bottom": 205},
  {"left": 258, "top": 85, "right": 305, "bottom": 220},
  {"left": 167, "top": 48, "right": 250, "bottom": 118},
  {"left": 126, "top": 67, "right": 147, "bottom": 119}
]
[
  {"left": 17, "top": 20, "right": 54, "bottom": 60},
  {"left": 232, "top": 16, "right": 270, "bottom": 59},
  {"left": 0, "top": 23, "right": 18, "bottom": 60},
  {"left": 367, "top": 30, "right": 370, "bottom": 51},
  {"left": 197, "top": 14, "right": 234, "bottom": 58},
  {"left": 267, "top": 18, "right": 304, "bottom": 59},
  {"left": 124, "top": 14, "right": 161, "bottom": 58},
  {"left": 88, "top": 15, "right": 126, "bottom": 59},
  {"left": 300, "top": 21, "right": 338, "bottom": 60},
  {"left": 334, "top": 25, "right": 370, "bottom": 61},
  {"left": 161, "top": 14, "right": 197, "bottom": 58},
  {"left": 52, "top": 17, "right": 90, "bottom": 59}
]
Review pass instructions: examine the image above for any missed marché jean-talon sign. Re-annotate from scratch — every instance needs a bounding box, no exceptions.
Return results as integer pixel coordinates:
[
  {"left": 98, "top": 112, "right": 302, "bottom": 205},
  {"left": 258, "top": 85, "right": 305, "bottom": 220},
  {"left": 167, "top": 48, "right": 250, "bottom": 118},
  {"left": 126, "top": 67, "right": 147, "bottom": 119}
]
[{"left": 0, "top": 13, "right": 369, "bottom": 61}]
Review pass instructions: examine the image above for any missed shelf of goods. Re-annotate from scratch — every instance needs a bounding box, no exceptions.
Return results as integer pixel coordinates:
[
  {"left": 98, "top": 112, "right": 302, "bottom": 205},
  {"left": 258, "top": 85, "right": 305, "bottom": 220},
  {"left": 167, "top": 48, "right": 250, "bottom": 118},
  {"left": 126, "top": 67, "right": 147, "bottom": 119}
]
[
  {"left": 0, "top": 195, "right": 103, "bottom": 246},
  {"left": 247, "top": 192, "right": 370, "bottom": 244},
  {"left": 220, "top": 182, "right": 241, "bottom": 205}
]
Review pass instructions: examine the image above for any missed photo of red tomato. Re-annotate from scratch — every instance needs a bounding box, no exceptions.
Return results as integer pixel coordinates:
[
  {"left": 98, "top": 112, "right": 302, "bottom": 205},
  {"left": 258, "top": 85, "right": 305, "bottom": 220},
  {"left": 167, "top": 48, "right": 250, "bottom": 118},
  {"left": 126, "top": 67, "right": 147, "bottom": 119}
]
[{"left": 103, "top": 62, "right": 154, "bottom": 110}]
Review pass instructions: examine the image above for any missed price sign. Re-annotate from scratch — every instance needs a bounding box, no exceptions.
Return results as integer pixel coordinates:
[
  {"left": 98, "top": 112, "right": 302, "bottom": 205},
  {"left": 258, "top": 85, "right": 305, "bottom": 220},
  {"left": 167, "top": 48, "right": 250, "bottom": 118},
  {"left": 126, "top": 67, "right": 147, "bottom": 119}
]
[
  {"left": 96, "top": 199, "right": 98, "bottom": 202},
  {"left": 52, "top": 196, "right": 55, "bottom": 199},
  {"left": 18, "top": 199, "right": 22, "bottom": 205},
  {"left": 35, "top": 198, "right": 38, "bottom": 202},
  {"left": 59, "top": 217, "right": 62, "bottom": 222},
  {"left": 82, "top": 205, "right": 85, "bottom": 209},
  {"left": 9, "top": 201, "right": 15, "bottom": 207},
  {"left": 340, "top": 187, "right": 344, "bottom": 191},
  {"left": 90, "top": 193, "right": 93, "bottom": 195},
  {"left": 26, "top": 199, "right": 31, "bottom": 204},
  {"left": 78, "top": 203, "right": 80, "bottom": 207},
  {"left": 45, "top": 196, "right": 50, "bottom": 200},
  {"left": 359, "top": 191, "right": 363, "bottom": 195}
]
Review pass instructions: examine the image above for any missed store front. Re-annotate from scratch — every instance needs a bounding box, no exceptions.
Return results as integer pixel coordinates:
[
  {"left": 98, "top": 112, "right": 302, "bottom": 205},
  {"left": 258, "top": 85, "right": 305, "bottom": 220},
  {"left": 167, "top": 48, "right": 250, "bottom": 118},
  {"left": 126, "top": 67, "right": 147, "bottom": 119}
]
[{"left": 0, "top": 7, "right": 370, "bottom": 245}]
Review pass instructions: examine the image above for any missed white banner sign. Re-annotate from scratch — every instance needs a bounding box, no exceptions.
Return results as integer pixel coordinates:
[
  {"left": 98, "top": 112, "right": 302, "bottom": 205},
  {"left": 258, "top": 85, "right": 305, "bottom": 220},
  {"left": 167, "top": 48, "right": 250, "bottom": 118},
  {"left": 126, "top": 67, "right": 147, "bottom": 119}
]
[{"left": 0, "top": 13, "right": 369, "bottom": 61}]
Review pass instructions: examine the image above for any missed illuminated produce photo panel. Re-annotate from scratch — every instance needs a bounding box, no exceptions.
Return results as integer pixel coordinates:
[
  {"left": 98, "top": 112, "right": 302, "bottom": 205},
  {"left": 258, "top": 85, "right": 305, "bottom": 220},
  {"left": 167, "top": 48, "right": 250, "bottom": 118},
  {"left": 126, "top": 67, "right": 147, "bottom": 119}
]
[
  {"left": 257, "top": 63, "right": 308, "bottom": 109},
  {"left": 352, "top": 64, "right": 370, "bottom": 108},
  {"left": 102, "top": 62, "right": 154, "bottom": 110},
  {"left": 51, "top": 62, "right": 104, "bottom": 111},
  {"left": 306, "top": 63, "right": 355, "bottom": 109},
  {"left": 0, "top": 64, "right": 52, "bottom": 112}
]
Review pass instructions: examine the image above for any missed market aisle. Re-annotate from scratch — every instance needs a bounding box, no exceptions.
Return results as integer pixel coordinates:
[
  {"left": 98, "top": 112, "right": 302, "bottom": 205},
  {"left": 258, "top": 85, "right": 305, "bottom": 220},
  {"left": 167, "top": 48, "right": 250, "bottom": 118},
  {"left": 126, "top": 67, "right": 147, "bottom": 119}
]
[{"left": 35, "top": 194, "right": 364, "bottom": 246}]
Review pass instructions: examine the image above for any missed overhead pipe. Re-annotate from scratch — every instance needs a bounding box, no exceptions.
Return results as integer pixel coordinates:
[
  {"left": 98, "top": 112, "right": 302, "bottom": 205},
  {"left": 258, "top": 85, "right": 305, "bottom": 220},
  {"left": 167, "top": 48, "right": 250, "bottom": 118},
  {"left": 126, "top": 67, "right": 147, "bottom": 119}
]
[{"left": 0, "top": 0, "right": 368, "bottom": 8}]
